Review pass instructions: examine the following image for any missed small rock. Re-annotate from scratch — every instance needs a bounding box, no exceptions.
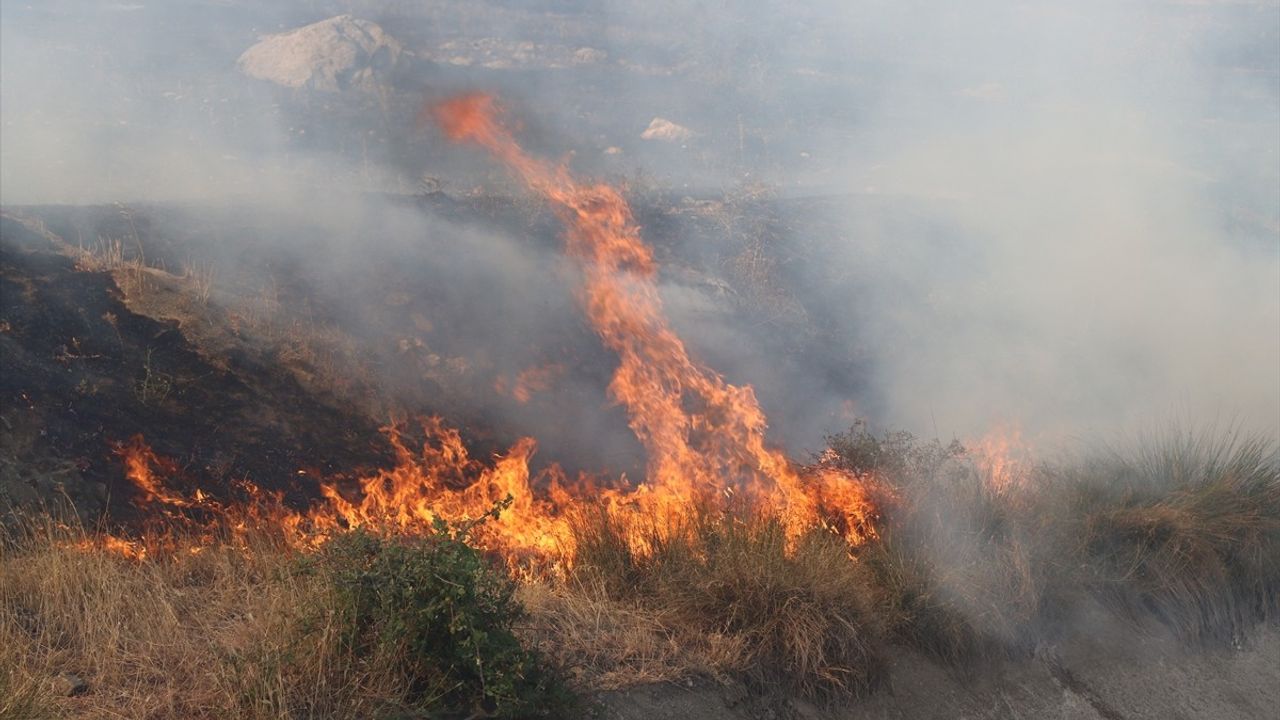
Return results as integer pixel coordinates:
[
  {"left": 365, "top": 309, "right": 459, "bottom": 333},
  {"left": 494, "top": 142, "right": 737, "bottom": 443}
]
[
  {"left": 573, "top": 47, "right": 608, "bottom": 64},
  {"left": 52, "top": 671, "right": 88, "bottom": 696},
  {"left": 640, "top": 117, "right": 693, "bottom": 142}
]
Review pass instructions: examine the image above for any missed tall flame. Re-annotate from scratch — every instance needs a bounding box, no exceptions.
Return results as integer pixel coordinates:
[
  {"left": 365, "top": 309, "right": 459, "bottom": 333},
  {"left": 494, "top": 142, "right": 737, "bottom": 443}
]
[
  {"left": 431, "top": 93, "right": 861, "bottom": 540},
  {"left": 87, "top": 94, "right": 879, "bottom": 563}
]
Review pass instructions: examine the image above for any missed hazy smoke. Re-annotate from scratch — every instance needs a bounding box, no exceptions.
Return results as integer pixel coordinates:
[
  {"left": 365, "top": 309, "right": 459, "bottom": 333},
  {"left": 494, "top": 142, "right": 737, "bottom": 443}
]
[
  {"left": 812, "top": 1, "right": 1280, "bottom": 444},
  {"left": 2, "top": 1, "right": 1276, "bottom": 454}
]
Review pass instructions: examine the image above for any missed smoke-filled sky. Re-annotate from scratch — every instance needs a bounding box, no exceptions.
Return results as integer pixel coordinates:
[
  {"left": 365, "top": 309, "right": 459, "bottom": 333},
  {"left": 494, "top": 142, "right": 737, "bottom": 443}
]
[{"left": 2, "top": 1, "right": 1277, "bottom": 450}]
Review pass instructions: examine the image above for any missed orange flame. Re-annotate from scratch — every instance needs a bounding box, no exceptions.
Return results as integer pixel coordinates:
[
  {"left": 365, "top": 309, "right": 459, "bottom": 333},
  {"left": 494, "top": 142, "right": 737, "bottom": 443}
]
[
  {"left": 429, "top": 93, "right": 871, "bottom": 544},
  {"left": 968, "top": 425, "right": 1030, "bottom": 493},
  {"left": 308, "top": 418, "right": 572, "bottom": 560},
  {"left": 87, "top": 95, "right": 880, "bottom": 564},
  {"left": 117, "top": 435, "right": 191, "bottom": 507},
  {"left": 495, "top": 363, "right": 564, "bottom": 404}
]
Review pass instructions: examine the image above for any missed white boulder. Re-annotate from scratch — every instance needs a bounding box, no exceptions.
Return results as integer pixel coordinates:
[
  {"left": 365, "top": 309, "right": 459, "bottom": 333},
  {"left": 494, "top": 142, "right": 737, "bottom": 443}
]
[{"left": 237, "top": 15, "right": 403, "bottom": 92}]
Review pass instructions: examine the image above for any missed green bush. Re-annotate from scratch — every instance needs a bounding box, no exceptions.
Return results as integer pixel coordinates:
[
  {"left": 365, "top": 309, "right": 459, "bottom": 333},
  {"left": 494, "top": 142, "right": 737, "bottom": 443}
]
[{"left": 313, "top": 503, "right": 576, "bottom": 719}]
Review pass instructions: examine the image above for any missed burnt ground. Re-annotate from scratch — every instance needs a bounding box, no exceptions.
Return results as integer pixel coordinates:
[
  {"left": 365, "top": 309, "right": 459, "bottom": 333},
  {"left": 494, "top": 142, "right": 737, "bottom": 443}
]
[
  {"left": 0, "top": 191, "right": 891, "bottom": 521},
  {"left": 0, "top": 192, "right": 789, "bottom": 519},
  {"left": 0, "top": 212, "right": 392, "bottom": 520}
]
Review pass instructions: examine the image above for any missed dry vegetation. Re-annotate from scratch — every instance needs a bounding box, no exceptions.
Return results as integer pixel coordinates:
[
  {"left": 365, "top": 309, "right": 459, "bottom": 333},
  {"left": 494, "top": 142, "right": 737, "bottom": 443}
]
[
  {"left": 3, "top": 428, "right": 1276, "bottom": 718},
  {"left": 0, "top": 515, "right": 574, "bottom": 720}
]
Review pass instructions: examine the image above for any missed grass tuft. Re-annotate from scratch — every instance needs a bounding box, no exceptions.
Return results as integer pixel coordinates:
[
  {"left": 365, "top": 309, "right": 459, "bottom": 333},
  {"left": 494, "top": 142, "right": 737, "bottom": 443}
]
[
  {"left": 1062, "top": 429, "right": 1280, "bottom": 642},
  {"left": 571, "top": 508, "right": 886, "bottom": 699}
]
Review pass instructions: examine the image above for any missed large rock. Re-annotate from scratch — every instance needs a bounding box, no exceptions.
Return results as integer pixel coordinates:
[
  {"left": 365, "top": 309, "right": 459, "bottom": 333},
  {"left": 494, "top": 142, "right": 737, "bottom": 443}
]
[{"left": 237, "top": 15, "right": 403, "bottom": 93}]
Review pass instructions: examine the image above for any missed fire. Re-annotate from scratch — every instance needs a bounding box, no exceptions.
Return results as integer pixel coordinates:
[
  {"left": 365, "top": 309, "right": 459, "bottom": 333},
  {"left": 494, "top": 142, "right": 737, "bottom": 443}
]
[
  {"left": 87, "top": 94, "right": 880, "bottom": 565},
  {"left": 309, "top": 418, "right": 573, "bottom": 560},
  {"left": 429, "top": 93, "right": 872, "bottom": 544},
  {"left": 117, "top": 435, "right": 192, "bottom": 508},
  {"left": 498, "top": 363, "right": 564, "bottom": 404},
  {"left": 968, "top": 426, "right": 1030, "bottom": 493},
  {"left": 69, "top": 534, "right": 148, "bottom": 561}
]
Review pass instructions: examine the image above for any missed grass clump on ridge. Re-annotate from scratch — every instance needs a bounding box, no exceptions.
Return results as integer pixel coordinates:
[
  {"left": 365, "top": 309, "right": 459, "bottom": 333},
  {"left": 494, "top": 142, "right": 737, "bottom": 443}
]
[
  {"left": 1060, "top": 430, "right": 1280, "bottom": 642},
  {"left": 829, "top": 423, "right": 1280, "bottom": 663}
]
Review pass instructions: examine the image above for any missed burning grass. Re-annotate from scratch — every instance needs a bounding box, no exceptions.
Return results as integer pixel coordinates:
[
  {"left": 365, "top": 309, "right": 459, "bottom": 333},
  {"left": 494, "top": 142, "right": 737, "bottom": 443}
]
[{"left": 1, "top": 427, "right": 1277, "bottom": 717}]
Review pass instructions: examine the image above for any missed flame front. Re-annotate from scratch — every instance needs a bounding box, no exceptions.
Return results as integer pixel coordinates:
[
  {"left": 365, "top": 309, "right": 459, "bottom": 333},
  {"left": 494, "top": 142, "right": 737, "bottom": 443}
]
[
  {"left": 431, "top": 93, "right": 872, "bottom": 544},
  {"left": 91, "top": 94, "right": 879, "bottom": 563},
  {"left": 309, "top": 418, "right": 573, "bottom": 560}
]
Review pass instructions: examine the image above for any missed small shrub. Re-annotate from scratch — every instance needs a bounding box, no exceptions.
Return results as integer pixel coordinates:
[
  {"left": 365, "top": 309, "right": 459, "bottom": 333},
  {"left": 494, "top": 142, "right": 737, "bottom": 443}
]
[
  {"left": 133, "top": 347, "right": 172, "bottom": 406},
  {"left": 311, "top": 506, "right": 576, "bottom": 718},
  {"left": 824, "top": 420, "right": 963, "bottom": 484}
]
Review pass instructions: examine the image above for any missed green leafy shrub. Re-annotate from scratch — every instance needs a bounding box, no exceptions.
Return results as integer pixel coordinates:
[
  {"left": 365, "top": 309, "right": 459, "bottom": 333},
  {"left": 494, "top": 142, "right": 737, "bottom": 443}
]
[{"left": 313, "top": 503, "right": 576, "bottom": 719}]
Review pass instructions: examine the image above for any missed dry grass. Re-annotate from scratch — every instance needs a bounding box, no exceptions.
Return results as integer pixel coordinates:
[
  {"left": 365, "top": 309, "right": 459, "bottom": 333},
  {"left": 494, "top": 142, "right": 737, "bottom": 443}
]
[
  {"left": 519, "top": 578, "right": 747, "bottom": 689},
  {"left": 833, "top": 424, "right": 1280, "bottom": 662},
  {"left": 2, "top": 429, "right": 1275, "bottom": 716},
  {"left": 569, "top": 507, "right": 886, "bottom": 699},
  {"left": 0, "top": 639, "right": 54, "bottom": 720},
  {"left": 0, "top": 518, "right": 399, "bottom": 719},
  {"left": 856, "top": 476, "right": 1045, "bottom": 664},
  {"left": 74, "top": 234, "right": 165, "bottom": 296},
  {"left": 73, "top": 237, "right": 126, "bottom": 273},
  {"left": 1060, "top": 430, "right": 1280, "bottom": 641},
  {"left": 181, "top": 259, "right": 217, "bottom": 306},
  {"left": 0, "top": 515, "right": 574, "bottom": 720}
]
